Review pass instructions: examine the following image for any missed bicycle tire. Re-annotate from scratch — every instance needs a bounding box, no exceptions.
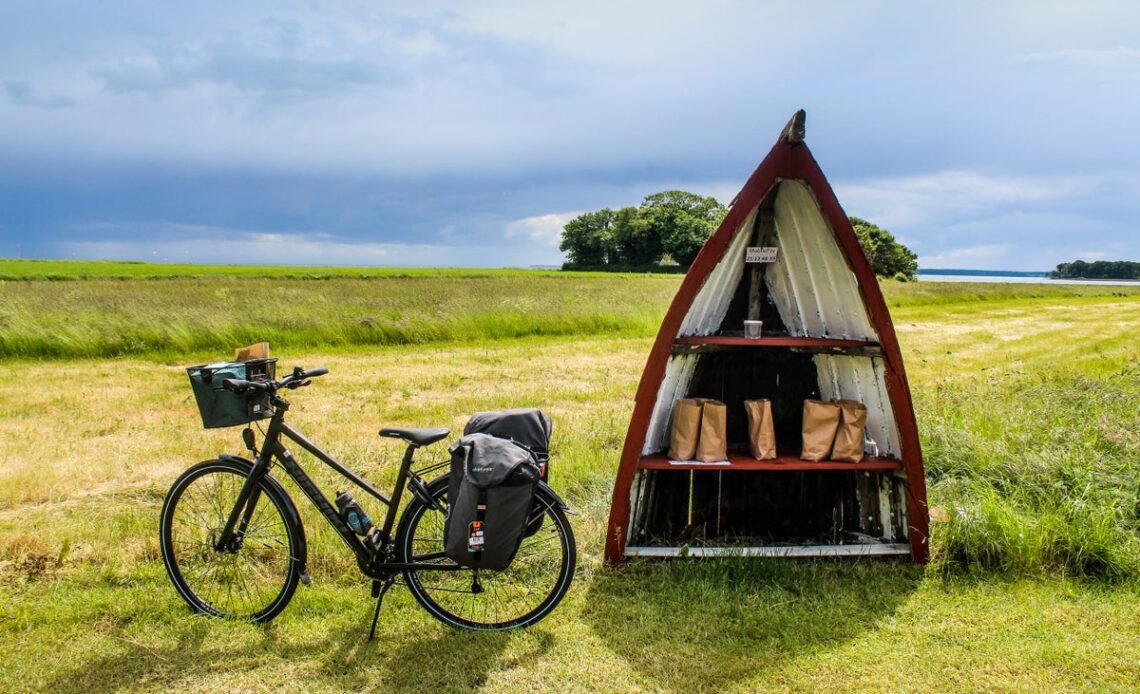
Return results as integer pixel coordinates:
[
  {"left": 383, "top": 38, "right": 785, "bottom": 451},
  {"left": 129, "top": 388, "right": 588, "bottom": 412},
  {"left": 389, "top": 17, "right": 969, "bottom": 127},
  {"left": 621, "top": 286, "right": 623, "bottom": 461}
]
[
  {"left": 396, "top": 476, "right": 575, "bottom": 630},
  {"left": 159, "top": 458, "right": 304, "bottom": 622}
]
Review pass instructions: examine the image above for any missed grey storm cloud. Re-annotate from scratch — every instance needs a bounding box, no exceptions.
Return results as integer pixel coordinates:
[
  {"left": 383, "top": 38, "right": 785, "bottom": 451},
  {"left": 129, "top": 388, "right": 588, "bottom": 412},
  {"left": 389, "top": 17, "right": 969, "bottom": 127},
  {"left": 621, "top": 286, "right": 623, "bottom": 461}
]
[
  {"left": 3, "top": 80, "right": 78, "bottom": 109},
  {"left": 92, "top": 50, "right": 386, "bottom": 96}
]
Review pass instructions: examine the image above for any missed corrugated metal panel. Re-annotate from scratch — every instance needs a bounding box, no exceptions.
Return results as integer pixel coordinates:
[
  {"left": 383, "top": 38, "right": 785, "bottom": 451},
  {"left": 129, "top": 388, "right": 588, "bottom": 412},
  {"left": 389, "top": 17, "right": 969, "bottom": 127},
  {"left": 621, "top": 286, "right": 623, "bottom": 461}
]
[
  {"left": 879, "top": 480, "right": 897, "bottom": 540},
  {"left": 813, "top": 354, "right": 901, "bottom": 458},
  {"left": 643, "top": 353, "right": 699, "bottom": 455},
  {"left": 677, "top": 207, "right": 758, "bottom": 337},
  {"left": 766, "top": 181, "right": 878, "bottom": 340}
]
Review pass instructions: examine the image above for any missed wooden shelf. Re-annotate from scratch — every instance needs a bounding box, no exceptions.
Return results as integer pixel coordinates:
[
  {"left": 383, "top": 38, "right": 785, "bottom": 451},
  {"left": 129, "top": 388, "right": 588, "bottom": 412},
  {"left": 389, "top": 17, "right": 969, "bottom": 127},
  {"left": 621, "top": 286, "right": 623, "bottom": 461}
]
[
  {"left": 625, "top": 544, "right": 911, "bottom": 558},
  {"left": 674, "top": 335, "right": 879, "bottom": 349},
  {"left": 639, "top": 450, "right": 903, "bottom": 471}
]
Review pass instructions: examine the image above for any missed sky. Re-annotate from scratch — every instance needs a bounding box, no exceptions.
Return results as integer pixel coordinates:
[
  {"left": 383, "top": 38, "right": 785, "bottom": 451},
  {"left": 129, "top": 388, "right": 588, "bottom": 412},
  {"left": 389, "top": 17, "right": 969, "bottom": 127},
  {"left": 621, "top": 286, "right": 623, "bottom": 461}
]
[{"left": 1, "top": 1, "right": 1138, "bottom": 270}]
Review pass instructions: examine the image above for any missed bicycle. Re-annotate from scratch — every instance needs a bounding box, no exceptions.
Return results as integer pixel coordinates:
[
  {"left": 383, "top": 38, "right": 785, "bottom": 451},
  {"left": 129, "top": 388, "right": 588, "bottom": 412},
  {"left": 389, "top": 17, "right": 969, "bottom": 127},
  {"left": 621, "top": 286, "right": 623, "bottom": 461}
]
[{"left": 159, "top": 364, "right": 576, "bottom": 635}]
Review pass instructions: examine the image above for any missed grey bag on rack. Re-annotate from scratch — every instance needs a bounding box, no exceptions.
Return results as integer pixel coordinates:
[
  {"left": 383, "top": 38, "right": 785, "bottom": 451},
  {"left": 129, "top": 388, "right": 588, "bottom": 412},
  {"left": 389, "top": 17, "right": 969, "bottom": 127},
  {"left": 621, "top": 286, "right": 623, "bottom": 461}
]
[
  {"left": 445, "top": 434, "right": 541, "bottom": 571},
  {"left": 464, "top": 408, "right": 552, "bottom": 536}
]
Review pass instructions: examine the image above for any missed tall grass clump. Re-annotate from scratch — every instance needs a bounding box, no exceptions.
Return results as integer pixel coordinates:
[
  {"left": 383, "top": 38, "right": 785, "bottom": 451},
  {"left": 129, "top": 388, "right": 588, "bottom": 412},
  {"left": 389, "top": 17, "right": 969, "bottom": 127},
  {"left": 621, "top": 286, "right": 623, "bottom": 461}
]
[{"left": 922, "top": 359, "right": 1140, "bottom": 579}]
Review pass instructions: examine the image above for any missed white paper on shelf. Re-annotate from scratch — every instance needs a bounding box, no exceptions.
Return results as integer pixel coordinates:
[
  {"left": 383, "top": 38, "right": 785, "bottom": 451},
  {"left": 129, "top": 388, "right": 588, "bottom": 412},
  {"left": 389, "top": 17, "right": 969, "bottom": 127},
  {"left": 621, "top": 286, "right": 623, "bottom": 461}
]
[{"left": 667, "top": 459, "right": 730, "bottom": 466}]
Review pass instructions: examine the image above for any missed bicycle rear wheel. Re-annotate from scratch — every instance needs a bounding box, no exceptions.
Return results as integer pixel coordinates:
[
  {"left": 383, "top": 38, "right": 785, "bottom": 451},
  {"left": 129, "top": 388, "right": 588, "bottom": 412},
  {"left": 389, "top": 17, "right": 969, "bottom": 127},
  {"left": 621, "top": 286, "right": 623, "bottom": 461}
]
[
  {"left": 159, "top": 458, "right": 303, "bottom": 622},
  {"left": 396, "top": 477, "right": 575, "bottom": 630}
]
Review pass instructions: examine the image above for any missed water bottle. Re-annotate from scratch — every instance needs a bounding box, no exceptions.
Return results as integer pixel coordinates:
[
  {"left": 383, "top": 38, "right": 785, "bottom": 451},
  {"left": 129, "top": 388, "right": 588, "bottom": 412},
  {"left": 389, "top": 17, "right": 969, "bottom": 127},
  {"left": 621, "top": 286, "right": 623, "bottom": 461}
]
[{"left": 334, "top": 491, "right": 372, "bottom": 536}]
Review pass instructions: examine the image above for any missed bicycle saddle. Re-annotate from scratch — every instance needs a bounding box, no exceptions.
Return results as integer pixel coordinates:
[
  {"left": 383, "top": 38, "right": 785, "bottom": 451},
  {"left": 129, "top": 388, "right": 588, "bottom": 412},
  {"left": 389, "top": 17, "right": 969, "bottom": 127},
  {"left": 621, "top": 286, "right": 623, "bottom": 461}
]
[{"left": 378, "top": 427, "right": 450, "bottom": 447}]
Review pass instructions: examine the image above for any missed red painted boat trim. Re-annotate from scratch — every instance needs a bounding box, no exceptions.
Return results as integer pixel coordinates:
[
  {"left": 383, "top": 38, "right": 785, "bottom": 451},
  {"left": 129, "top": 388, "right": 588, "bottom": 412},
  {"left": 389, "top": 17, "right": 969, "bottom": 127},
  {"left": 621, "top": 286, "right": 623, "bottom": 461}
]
[{"left": 604, "top": 118, "right": 929, "bottom": 565}]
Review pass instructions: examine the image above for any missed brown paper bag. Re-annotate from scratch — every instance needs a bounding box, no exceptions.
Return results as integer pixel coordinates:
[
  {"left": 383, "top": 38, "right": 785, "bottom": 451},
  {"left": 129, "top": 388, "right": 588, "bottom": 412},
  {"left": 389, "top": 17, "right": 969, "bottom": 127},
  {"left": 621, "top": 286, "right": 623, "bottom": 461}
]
[
  {"left": 667, "top": 398, "right": 704, "bottom": 460},
  {"left": 801, "top": 399, "right": 841, "bottom": 461},
  {"left": 696, "top": 399, "right": 728, "bottom": 462},
  {"left": 234, "top": 342, "right": 270, "bottom": 361},
  {"left": 831, "top": 399, "right": 868, "bottom": 463},
  {"left": 744, "top": 399, "right": 777, "bottom": 460}
]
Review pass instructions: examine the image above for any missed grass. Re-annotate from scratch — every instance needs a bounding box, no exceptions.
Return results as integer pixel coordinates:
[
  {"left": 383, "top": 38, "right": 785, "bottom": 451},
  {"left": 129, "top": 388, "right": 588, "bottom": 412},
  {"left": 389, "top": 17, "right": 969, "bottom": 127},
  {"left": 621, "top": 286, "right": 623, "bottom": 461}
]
[
  {"left": 0, "top": 258, "right": 676, "bottom": 281},
  {"left": 1, "top": 263, "right": 1138, "bottom": 360},
  {"left": 0, "top": 275, "right": 679, "bottom": 358},
  {"left": 1, "top": 271, "right": 1139, "bottom": 690}
]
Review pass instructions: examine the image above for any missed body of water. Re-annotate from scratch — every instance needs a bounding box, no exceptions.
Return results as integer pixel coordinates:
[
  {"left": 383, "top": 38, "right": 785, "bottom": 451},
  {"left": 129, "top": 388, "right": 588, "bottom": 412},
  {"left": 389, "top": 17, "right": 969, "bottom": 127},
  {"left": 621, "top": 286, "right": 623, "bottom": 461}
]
[{"left": 919, "top": 273, "right": 1138, "bottom": 285}]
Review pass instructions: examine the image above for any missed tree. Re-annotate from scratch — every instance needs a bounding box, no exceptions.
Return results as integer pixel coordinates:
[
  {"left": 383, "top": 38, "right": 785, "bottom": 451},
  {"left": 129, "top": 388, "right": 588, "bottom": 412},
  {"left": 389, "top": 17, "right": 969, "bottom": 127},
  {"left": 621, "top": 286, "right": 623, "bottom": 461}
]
[
  {"left": 559, "top": 209, "right": 617, "bottom": 266},
  {"left": 559, "top": 190, "right": 728, "bottom": 269},
  {"left": 610, "top": 206, "right": 659, "bottom": 265},
  {"left": 1052, "top": 259, "right": 1140, "bottom": 279},
  {"left": 640, "top": 191, "right": 727, "bottom": 266},
  {"left": 848, "top": 217, "right": 919, "bottom": 280}
]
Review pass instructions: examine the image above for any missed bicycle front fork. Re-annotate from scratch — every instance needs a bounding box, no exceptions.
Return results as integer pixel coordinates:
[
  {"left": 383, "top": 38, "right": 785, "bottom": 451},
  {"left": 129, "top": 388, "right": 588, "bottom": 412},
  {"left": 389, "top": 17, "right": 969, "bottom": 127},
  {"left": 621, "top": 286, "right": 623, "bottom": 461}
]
[{"left": 215, "top": 455, "right": 273, "bottom": 551}]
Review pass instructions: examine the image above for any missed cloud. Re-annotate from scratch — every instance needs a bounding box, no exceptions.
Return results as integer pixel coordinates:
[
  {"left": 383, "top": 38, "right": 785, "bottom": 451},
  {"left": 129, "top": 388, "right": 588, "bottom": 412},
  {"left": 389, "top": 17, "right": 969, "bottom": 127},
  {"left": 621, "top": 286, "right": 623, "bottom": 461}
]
[
  {"left": 835, "top": 170, "right": 1110, "bottom": 230},
  {"left": 1074, "top": 249, "right": 1111, "bottom": 261},
  {"left": 56, "top": 228, "right": 553, "bottom": 267},
  {"left": 504, "top": 212, "right": 579, "bottom": 246},
  {"left": 2, "top": 80, "right": 78, "bottom": 109},
  {"left": 835, "top": 169, "right": 1140, "bottom": 270},
  {"left": 918, "top": 243, "right": 1015, "bottom": 268},
  {"left": 92, "top": 51, "right": 384, "bottom": 97},
  {"left": 1013, "top": 46, "right": 1140, "bottom": 66}
]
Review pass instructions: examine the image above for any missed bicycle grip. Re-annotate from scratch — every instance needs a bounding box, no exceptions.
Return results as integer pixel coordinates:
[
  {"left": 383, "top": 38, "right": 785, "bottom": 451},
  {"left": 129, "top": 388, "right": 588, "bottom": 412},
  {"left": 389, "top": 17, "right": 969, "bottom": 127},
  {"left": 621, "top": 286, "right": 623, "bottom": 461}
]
[
  {"left": 222, "top": 378, "right": 250, "bottom": 393},
  {"left": 304, "top": 366, "right": 329, "bottom": 378}
]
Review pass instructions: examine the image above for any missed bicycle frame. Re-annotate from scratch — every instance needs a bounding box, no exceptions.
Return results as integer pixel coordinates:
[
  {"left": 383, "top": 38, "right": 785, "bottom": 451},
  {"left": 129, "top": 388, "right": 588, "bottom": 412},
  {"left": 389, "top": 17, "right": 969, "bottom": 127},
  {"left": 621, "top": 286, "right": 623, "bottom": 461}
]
[{"left": 216, "top": 401, "right": 461, "bottom": 580}]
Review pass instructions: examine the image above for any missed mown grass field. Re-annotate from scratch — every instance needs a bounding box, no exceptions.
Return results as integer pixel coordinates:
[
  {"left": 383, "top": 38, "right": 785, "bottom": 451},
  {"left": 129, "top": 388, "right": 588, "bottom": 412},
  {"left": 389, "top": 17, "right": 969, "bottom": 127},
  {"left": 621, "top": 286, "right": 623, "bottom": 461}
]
[{"left": 1, "top": 263, "right": 1138, "bottom": 692}]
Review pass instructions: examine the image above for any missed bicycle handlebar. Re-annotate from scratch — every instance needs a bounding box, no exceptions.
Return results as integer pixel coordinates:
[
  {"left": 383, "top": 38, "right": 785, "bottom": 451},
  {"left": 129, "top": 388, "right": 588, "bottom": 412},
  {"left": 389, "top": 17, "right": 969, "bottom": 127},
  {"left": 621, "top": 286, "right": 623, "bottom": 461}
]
[{"left": 222, "top": 365, "right": 329, "bottom": 395}]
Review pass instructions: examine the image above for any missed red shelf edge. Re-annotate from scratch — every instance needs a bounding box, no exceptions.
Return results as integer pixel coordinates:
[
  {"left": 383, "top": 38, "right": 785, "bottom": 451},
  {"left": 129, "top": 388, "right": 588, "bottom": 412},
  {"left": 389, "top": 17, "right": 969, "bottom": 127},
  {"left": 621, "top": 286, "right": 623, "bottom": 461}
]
[
  {"left": 674, "top": 336, "right": 879, "bottom": 349},
  {"left": 638, "top": 451, "right": 903, "bottom": 471}
]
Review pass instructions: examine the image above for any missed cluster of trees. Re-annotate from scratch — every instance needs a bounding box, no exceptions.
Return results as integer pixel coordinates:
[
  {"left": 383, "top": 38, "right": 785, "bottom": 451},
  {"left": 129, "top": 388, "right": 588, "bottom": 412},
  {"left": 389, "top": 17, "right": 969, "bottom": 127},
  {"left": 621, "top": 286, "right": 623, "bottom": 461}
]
[
  {"left": 848, "top": 217, "right": 919, "bottom": 281},
  {"left": 1051, "top": 260, "right": 1140, "bottom": 280},
  {"left": 560, "top": 191, "right": 919, "bottom": 281},
  {"left": 559, "top": 191, "right": 728, "bottom": 269}
]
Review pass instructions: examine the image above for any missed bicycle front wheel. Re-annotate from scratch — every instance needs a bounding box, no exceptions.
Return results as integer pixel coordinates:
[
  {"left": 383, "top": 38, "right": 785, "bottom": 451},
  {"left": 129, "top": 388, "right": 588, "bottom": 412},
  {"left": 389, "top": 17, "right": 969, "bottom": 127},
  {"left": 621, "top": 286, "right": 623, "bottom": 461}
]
[
  {"left": 159, "top": 458, "right": 303, "bottom": 622},
  {"left": 396, "top": 477, "right": 575, "bottom": 630}
]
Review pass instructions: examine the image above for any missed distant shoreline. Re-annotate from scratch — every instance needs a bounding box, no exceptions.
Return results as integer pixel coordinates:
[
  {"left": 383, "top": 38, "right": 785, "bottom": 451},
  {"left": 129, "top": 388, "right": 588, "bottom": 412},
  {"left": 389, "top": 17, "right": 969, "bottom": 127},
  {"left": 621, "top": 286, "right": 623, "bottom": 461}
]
[
  {"left": 918, "top": 269, "right": 1139, "bottom": 286},
  {"left": 919, "top": 268, "right": 1049, "bottom": 277}
]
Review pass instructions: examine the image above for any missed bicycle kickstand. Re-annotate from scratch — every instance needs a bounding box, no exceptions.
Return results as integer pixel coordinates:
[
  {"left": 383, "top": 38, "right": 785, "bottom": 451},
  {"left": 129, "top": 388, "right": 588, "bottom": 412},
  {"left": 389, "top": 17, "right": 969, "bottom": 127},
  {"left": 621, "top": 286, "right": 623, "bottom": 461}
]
[{"left": 368, "top": 578, "right": 395, "bottom": 641}]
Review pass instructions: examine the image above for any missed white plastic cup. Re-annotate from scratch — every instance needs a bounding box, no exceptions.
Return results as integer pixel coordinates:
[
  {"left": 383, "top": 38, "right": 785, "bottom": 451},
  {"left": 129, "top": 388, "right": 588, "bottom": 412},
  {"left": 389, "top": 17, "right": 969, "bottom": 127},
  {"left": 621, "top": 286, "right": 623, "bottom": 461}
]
[{"left": 744, "top": 320, "right": 763, "bottom": 339}]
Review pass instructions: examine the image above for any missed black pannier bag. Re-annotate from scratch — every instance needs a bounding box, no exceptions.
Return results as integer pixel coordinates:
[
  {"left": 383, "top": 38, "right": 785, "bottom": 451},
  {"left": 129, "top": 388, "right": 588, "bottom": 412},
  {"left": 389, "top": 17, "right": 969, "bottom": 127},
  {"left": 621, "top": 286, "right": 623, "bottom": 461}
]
[
  {"left": 464, "top": 408, "right": 552, "bottom": 477},
  {"left": 445, "top": 433, "right": 541, "bottom": 571},
  {"left": 463, "top": 408, "right": 552, "bottom": 535}
]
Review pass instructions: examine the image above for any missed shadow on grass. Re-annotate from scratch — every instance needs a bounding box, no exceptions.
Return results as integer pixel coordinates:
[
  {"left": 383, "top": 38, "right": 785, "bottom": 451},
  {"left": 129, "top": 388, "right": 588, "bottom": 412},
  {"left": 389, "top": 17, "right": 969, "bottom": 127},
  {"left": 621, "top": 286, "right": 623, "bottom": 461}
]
[
  {"left": 40, "top": 593, "right": 532, "bottom": 693},
  {"left": 583, "top": 558, "right": 922, "bottom": 691}
]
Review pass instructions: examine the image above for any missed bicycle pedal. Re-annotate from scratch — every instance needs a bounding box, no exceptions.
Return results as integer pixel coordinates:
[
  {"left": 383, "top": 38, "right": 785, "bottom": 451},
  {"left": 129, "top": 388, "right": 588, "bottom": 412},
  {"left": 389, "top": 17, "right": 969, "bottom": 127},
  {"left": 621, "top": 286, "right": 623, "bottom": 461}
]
[{"left": 299, "top": 570, "right": 311, "bottom": 586}]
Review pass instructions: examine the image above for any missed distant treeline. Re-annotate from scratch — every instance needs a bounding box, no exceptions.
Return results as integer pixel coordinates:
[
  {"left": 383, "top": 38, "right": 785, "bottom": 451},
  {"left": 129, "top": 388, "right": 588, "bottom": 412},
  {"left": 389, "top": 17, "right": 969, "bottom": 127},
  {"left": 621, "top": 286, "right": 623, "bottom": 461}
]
[{"left": 1051, "top": 260, "right": 1140, "bottom": 280}]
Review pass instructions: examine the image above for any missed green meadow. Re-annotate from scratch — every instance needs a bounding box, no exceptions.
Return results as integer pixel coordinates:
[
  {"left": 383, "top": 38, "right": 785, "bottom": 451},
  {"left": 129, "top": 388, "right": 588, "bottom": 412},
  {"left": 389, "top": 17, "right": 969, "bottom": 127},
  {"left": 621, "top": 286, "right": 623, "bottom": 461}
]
[{"left": 1, "top": 262, "right": 1138, "bottom": 691}]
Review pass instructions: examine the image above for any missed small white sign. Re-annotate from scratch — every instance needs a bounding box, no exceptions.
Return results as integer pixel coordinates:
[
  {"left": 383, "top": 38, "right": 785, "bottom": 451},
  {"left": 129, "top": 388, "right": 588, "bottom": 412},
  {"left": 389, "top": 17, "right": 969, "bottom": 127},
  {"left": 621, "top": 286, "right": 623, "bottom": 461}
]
[{"left": 745, "top": 246, "right": 778, "bottom": 263}]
